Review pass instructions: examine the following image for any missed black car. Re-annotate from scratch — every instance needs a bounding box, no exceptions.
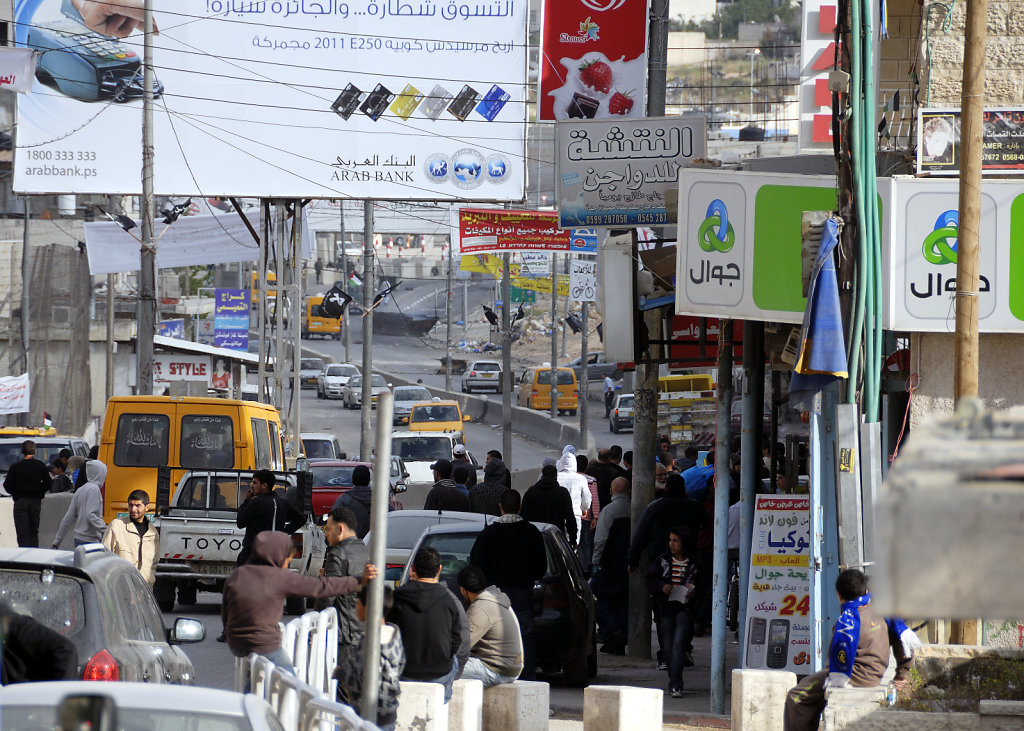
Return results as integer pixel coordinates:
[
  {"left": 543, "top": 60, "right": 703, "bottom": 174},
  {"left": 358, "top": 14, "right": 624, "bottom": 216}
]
[
  {"left": 401, "top": 519, "right": 597, "bottom": 686},
  {"left": 0, "top": 544, "right": 204, "bottom": 683}
]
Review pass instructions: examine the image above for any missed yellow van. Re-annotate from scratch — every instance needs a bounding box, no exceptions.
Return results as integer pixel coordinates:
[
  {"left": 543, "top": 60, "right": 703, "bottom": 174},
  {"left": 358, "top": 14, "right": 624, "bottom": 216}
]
[
  {"left": 98, "top": 396, "right": 284, "bottom": 522},
  {"left": 516, "top": 367, "right": 579, "bottom": 416},
  {"left": 407, "top": 399, "right": 470, "bottom": 441},
  {"left": 658, "top": 374, "right": 715, "bottom": 405},
  {"left": 302, "top": 295, "right": 342, "bottom": 340},
  {"left": 250, "top": 270, "right": 278, "bottom": 304}
]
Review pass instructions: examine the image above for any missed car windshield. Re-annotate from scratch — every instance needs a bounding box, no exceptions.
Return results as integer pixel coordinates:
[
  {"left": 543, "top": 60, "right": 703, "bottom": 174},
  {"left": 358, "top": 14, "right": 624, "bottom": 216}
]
[
  {"left": 392, "top": 436, "right": 451, "bottom": 462},
  {"left": 370, "top": 374, "right": 388, "bottom": 387},
  {"left": 618, "top": 396, "right": 634, "bottom": 408},
  {"left": 303, "top": 439, "right": 335, "bottom": 459},
  {"left": 326, "top": 364, "right": 357, "bottom": 377},
  {"left": 0, "top": 569, "right": 88, "bottom": 637},
  {"left": 301, "top": 359, "right": 325, "bottom": 371},
  {"left": 311, "top": 464, "right": 369, "bottom": 487},
  {"left": 1, "top": 706, "right": 251, "bottom": 731},
  {"left": 420, "top": 532, "right": 481, "bottom": 582},
  {"left": 386, "top": 515, "right": 449, "bottom": 549},
  {"left": 348, "top": 377, "right": 362, "bottom": 388},
  {"left": 537, "top": 370, "right": 574, "bottom": 385},
  {"left": 411, "top": 405, "right": 460, "bottom": 423},
  {"left": 0, "top": 442, "right": 69, "bottom": 472},
  {"left": 472, "top": 362, "right": 499, "bottom": 372},
  {"left": 395, "top": 387, "right": 432, "bottom": 402}
]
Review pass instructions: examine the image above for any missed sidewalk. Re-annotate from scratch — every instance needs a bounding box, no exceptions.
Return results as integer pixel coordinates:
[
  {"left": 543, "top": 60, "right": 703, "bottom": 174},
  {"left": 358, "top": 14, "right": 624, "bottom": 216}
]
[{"left": 548, "top": 630, "right": 736, "bottom": 729}]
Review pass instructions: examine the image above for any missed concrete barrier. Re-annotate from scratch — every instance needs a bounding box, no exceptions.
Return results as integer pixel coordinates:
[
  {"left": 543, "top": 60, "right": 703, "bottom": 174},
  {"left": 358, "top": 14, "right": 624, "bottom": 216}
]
[
  {"left": 482, "top": 680, "right": 549, "bottom": 731},
  {"left": 731, "top": 668, "right": 797, "bottom": 731},
  {"left": 582, "top": 685, "right": 662, "bottom": 731},
  {"left": 396, "top": 681, "right": 448, "bottom": 731},
  {"left": 0, "top": 497, "right": 16, "bottom": 547},
  {"left": 448, "top": 678, "right": 483, "bottom": 731}
]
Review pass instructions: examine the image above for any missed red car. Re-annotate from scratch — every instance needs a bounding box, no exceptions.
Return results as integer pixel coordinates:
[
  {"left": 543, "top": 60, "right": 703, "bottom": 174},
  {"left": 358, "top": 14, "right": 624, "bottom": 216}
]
[{"left": 309, "top": 459, "right": 406, "bottom": 519}]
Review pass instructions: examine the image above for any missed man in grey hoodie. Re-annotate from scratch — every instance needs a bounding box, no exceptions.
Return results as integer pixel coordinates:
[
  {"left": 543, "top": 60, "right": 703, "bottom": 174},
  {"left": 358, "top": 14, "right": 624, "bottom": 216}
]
[
  {"left": 457, "top": 564, "right": 523, "bottom": 687},
  {"left": 52, "top": 460, "right": 107, "bottom": 548}
]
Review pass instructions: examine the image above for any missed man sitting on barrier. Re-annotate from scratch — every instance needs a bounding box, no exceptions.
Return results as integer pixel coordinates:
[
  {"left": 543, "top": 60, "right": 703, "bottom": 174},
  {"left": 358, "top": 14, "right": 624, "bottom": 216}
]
[{"left": 456, "top": 564, "right": 523, "bottom": 688}]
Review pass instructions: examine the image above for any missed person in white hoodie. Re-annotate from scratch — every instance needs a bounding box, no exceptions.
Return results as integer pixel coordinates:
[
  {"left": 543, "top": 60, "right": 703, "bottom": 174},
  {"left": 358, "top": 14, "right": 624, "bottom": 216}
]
[
  {"left": 556, "top": 445, "right": 591, "bottom": 543},
  {"left": 52, "top": 460, "right": 107, "bottom": 548}
]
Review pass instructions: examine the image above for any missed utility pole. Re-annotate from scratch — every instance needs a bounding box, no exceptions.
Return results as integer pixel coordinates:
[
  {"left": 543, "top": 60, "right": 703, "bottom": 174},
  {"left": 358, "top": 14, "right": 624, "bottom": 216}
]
[
  {"left": 137, "top": 0, "right": 156, "bottom": 395},
  {"left": 627, "top": 0, "right": 669, "bottom": 660},
  {"left": 550, "top": 253, "right": 558, "bottom": 419},
  {"left": 340, "top": 202, "right": 350, "bottom": 363},
  {"left": 106, "top": 273, "right": 115, "bottom": 401},
  {"left": 445, "top": 240, "right": 453, "bottom": 391},
  {"left": 951, "top": 0, "right": 987, "bottom": 647},
  {"left": 579, "top": 301, "right": 588, "bottom": 449},
  {"left": 711, "top": 321, "right": 734, "bottom": 714},
  {"left": 290, "top": 202, "right": 303, "bottom": 455},
  {"left": 360, "top": 201, "right": 375, "bottom": 460},
  {"left": 501, "top": 252, "right": 513, "bottom": 465}
]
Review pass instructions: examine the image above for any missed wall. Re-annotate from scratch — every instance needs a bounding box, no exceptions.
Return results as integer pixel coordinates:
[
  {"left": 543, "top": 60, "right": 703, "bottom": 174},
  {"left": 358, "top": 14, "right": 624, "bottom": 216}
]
[
  {"left": 667, "top": 32, "right": 706, "bottom": 67},
  {"left": 877, "top": 0, "right": 923, "bottom": 151}
]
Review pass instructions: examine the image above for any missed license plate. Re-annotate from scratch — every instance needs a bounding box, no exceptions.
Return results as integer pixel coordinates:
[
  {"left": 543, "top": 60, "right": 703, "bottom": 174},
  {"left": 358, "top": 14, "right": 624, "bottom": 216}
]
[{"left": 481, "top": 373, "right": 494, "bottom": 378}]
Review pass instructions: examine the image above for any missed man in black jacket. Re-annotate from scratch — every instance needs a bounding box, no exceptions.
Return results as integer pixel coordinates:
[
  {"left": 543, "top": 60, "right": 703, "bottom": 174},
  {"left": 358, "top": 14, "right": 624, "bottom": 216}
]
[
  {"left": 520, "top": 464, "right": 576, "bottom": 545},
  {"left": 236, "top": 470, "right": 304, "bottom": 566},
  {"left": 586, "top": 448, "right": 626, "bottom": 510},
  {"left": 470, "top": 489, "right": 546, "bottom": 680},
  {"left": 4, "top": 440, "right": 53, "bottom": 547},
  {"left": 0, "top": 600, "right": 78, "bottom": 683},
  {"left": 330, "top": 465, "right": 373, "bottom": 538},
  {"left": 315, "top": 506, "right": 369, "bottom": 645},
  {"left": 390, "top": 546, "right": 469, "bottom": 702},
  {"left": 627, "top": 473, "right": 708, "bottom": 572},
  {"left": 423, "top": 459, "right": 470, "bottom": 512}
]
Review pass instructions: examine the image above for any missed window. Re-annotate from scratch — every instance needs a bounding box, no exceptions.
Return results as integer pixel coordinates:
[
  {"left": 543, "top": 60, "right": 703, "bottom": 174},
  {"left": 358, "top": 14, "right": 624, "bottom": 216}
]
[
  {"left": 269, "top": 421, "right": 282, "bottom": 469},
  {"left": 411, "top": 405, "right": 459, "bottom": 423},
  {"left": 180, "top": 415, "right": 234, "bottom": 469},
  {"left": 370, "top": 374, "right": 388, "bottom": 387},
  {"left": 112, "top": 571, "right": 162, "bottom": 642},
  {"left": 251, "top": 418, "right": 272, "bottom": 469},
  {"left": 113, "top": 414, "right": 170, "bottom": 467},
  {"left": 311, "top": 465, "right": 359, "bottom": 487},
  {"left": 474, "top": 362, "right": 500, "bottom": 372},
  {"left": 536, "top": 370, "right": 572, "bottom": 385},
  {"left": 421, "top": 533, "right": 481, "bottom": 582},
  {"left": 176, "top": 476, "right": 237, "bottom": 510},
  {"left": 0, "top": 570, "right": 87, "bottom": 638},
  {"left": 392, "top": 437, "right": 451, "bottom": 462},
  {"left": 303, "top": 439, "right": 336, "bottom": 459}
]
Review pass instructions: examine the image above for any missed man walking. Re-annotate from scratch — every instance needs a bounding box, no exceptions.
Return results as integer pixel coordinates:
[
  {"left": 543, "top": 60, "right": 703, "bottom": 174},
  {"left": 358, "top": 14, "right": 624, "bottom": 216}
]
[
  {"left": 457, "top": 565, "right": 524, "bottom": 687},
  {"left": 102, "top": 489, "right": 159, "bottom": 585},
  {"left": 423, "top": 459, "right": 470, "bottom": 512},
  {"left": 236, "top": 469, "right": 304, "bottom": 566},
  {"left": 330, "top": 464, "right": 374, "bottom": 538},
  {"left": 315, "top": 506, "right": 369, "bottom": 646},
  {"left": 5, "top": 440, "right": 51, "bottom": 547},
  {"left": 52, "top": 460, "right": 107, "bottom": 548},
  {"left": 451, "top": 444, "right": 477, "bottom": 488},
  {"left": 590, "top": 477, "right": 631, "bottom": 655},
  {"left": 470, "top": 489, "right": 546, "bottom": 680},
  {"left": 603, "top": 374, "right": 615, "bottom": 418},
  {"left": 521, "top": 464, "right": 576, "bottom": 546}
]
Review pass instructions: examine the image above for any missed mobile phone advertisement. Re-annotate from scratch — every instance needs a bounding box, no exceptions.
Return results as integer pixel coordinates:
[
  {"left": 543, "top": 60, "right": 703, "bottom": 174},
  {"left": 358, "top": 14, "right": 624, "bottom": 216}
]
[
  {"left": 743, "top": 495, "right": 812, "bottom": 674},
  {"left": 538, "top": 0, "right": 647, "bottom": 122},
  {"left": 14, "top": 0, "right": 527, "bottom": 199}
]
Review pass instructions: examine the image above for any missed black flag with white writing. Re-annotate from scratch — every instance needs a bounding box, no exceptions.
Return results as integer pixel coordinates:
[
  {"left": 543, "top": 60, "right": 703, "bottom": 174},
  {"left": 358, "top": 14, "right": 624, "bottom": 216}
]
[{"left": 318, "top": 284, "right": 352, "bottom": 318}]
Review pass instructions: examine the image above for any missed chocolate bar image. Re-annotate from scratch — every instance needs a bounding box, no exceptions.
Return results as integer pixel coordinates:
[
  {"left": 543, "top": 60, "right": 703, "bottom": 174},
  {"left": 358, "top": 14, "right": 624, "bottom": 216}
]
[{"left": 567, "top": 92, "right": 599, "bottom": 119}]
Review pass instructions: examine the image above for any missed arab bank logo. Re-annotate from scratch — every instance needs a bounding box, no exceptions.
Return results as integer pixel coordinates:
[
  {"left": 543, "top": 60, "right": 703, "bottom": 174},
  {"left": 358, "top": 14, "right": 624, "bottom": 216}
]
[
  {"left": 923, "top": 211, "right": 959, "bottom": 265},
  {"left": 580, "top": 0, "right": 626, "bottom": 10},
  {"left": 697, "top": 199, "right": 735, "bottom": 253}
]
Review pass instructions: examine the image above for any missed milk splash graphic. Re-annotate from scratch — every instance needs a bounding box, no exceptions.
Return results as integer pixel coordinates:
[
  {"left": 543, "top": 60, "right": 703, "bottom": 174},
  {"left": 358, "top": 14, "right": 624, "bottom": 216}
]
[{"left": 547, "top": 52, "right": 646, "bottom": 120}]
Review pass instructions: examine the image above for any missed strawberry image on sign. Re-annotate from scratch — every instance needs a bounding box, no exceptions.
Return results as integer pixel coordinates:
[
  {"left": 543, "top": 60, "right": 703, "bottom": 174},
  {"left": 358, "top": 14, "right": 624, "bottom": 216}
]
[
  {"left": 579, "top": 58, "right": 613, "bottom": 94},
  {"left": 608, "top": 90, "right": 634, "bottom": 115}
]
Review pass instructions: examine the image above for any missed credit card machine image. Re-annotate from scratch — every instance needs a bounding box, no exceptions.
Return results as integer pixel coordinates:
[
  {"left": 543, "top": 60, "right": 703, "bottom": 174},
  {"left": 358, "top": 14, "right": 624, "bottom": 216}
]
[{"left": 28, "top": 0, "right": 163, "bottom": 102}]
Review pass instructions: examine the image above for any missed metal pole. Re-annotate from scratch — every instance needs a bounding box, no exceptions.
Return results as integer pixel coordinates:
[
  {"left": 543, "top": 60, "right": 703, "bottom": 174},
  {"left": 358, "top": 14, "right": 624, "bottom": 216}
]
[
  {"left": 257, "top": 201, "right": 268, "bottom": 403},
  {"left": 274, "top": 204, "right": 286, "bottom": 415},
  {"left": 360, "top": 201, "right": 375, "bottom": 460},
  {"left": 463, "top": 280, "right": 469, "bottom": 336},
  {"left": 711, "top": 320, "right": 734, "bottom": 714},
  {"left": 340, "top": 202, "right": 350, "bottom": 363},
  {"left": 738, "top": 321, "right": 764, "bottom": 652},
  {"left": 550, "top": 253, "right": 558, "bottom": 419},
  {"left": 579, "top": 302, "right": 588, "bottom": 449},
  {"left": 137, "top": 0, "right": 156, "bottom": 395},
  {"left": 445, "top": 242, "right": 453, "bottom": 391},
  {"left": 291, "top": 203, "right": 303, "bottom": 456},
  {"left": 501, "top": 253, "right": 513, "bottom": 465},
  {"left": 106, "top": 273, "right": 115, "bottom": 401},
  {"left": 20, "top": 198, "right": 29, "bottom": 381},
  {"left": 360, "top": 388, "right": 394, "bottom": 721}
]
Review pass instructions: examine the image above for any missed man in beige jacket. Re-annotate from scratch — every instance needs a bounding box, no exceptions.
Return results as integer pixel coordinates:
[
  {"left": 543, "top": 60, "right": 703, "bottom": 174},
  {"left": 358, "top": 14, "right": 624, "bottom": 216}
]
[
  {"left": 102, "top": 489, "right": 159, "bottom": 585},
  {"left": 457, "top": 564, "right": 523, "bottom": 688}
]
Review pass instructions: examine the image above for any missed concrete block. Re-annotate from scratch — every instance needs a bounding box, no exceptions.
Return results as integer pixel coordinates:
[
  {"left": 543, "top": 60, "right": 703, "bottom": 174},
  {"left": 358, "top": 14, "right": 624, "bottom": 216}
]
[
  {"left": 731, "top": 668, "right": 796, "bottom": 731},
  {"left": 482, "top": 680, "right": 549, "bottom": 731},
  {"left": 0, "top": 497, "right": 16, "bottom": 548},
  {"left": 396, "top": 681, "right": 449, "bottom": 731},
  {"left": 822, "top": 708, "right": 980, "bottom": 731},
  {"left": 582, "top": 685, "right": 662, "bottom": 731},
  {"left": 449, "top": 679, "right": 483, "bottom": 731},
  {"left": 824, "top": 685, "right": 886, "bottom": 703},
  {"left": 980, "top": 700, "right": 1024, "bottom": 731}
]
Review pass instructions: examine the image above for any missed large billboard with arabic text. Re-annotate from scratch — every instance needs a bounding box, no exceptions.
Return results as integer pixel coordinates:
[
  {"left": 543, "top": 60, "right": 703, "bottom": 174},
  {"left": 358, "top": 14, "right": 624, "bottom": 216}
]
[{"left": 14, "top": 0, "right": 527, "bottom": 200}]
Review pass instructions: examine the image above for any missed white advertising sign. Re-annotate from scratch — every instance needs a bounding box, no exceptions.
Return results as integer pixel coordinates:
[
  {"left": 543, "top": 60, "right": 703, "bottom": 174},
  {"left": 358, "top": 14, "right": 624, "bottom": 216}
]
[
  {"left": 153, "top": 355, "right": 210, "bottom": 386},
  {"left": 0, "top": 374, "right": 30, "bottom": 414},
  {"left": 15, "top": 0, "right": 527, "bottom": 200},
  {"left": 0, "top": 47, "right": 38, "bottom": 94},
  {"left": 557, "top": 116, "right": 706, "bottom": 228},
  {"left": 743, "top": 495, "right": 813, "bottom": 674},
  {"left": 882, "top": 177, "right": 1024, "bottom": 333},
  {"left": 520, "top": 252, "right": 551, "bottom": 278},
  {"left": 569, "top": 258, "right": 596, "bottom": 302}
]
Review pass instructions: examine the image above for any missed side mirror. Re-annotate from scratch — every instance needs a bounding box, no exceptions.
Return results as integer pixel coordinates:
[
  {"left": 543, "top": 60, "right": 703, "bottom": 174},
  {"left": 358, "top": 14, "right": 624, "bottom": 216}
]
[
  {"left": 393, "top": 482, "right": 408, "bottom": 494},
  {"left": 463, "top": 414, "right": 471, "bottom": 422},
  {"left": 59, "top": 695, "right": 116, "bottom": 731},
  {"left": 170, "top": 617, "right": 206, "bottom": 643},
  {"left": 296, "top": 456, "right": 309, "bottom": 473}
]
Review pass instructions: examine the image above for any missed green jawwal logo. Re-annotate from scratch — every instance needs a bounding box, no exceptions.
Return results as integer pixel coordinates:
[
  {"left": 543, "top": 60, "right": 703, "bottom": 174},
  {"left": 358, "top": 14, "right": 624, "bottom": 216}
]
[
  {"left": 697, "top": 199, "right": 735, "bottom": 253},
  {"left": 922, "top": 210, "right": 958, "bottom": 264}
]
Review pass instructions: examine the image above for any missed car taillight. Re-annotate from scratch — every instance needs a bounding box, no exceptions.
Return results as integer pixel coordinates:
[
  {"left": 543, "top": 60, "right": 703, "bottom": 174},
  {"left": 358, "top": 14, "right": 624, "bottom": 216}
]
[
  {"left": 83, "top": 649, "right": 119, "bottom": 681},
  {"left": 532, "top": 390, "right": 538, "bottom": 397},
  {"left": 543, "top": 581, "right": 571, "bottom": 609},
  {"left": 573, "top": 391, "right": 578, "bottom": 398},
  {"left": 614, "top": 409, "right": 619, "bottom": 416},
  {"left": 291, "top": 533, "right": 303, "bottom": 554},
  {"left": 469, "top": 371, "right": 477, "bottom": 376}
]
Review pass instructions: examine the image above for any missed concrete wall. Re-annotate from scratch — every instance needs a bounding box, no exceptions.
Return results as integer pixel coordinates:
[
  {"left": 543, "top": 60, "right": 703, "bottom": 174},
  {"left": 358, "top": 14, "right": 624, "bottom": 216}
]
[
  {"left": 668, "top": 32, "right": 707, "bottom": 67},
  {"left": 878, "top": 0, "right": 922, "bottom": 150}
]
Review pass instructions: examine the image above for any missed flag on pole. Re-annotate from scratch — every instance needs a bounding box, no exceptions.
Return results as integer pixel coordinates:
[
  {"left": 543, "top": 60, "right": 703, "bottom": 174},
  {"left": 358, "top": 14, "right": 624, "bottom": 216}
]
[{"left": 42, "top": 411, "right": 52, "bottom": 428}]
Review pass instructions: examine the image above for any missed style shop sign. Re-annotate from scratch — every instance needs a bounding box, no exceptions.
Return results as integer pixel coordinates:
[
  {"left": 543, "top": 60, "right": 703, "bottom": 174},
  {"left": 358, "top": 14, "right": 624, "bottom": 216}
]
[{"left": 153, "top": 355, "right": 229, "bottom": 392}]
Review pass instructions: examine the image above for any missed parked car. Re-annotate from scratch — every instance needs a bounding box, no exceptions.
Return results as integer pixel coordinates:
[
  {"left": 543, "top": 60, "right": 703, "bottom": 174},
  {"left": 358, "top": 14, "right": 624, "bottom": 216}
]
[
  {"left": 0, "top": 545, "right": 204, "bottom": 683},
  {"left": 392, "top": 385, "right": 434, "bottom": 425},
  {"left": 317, "top": 362, "right": 360, "bottom": 399},
  {"left": 461, "top": 359, "right": 502, "bottom": 393},
  {"left": 401, "top": 520, "right": 597, "bottom": 686},
  {"left": 563, "top": 351, "right": 622, "bottom": 382},
  {"left": 0, "top": 430, "right": 90, "bottom": 481},
  {"left": 365, "top": 509, "right": 486, "bottom": 585},
  {"left": 300, "top": 357, "right": 326, "bottom": 389},
  {"left": 342, "top": 373, "right": 391, "bottom": 409},
  {"left": 300, "top": 432, "right": 342, "bottom": 460},
  {"left": 308, "top": 458, "right": 407, "bottom": 518},
  {"left": 0, "top": 681, "right": 285, "bottom": 730},
  {"left": 609, "top": 392, "right": 635, "bottom": 433}
]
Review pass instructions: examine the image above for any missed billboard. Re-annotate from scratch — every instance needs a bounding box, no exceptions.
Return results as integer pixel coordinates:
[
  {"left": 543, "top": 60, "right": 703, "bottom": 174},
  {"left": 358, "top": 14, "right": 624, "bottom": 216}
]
[
  {"left": 556, "top": 116, "right": 705, "bottom": 227},
  {"left": 799, "top": 0, "right": 839, "bottom": 152},
  {"left": 214, "top": 288, "right": 249, "bottom": 351},
  {"left": 538, "top": 0, "right": 648, "bottom": 122},
  {"left": 14, "top": 0, "right": 527, "bottom": 200},
  {"left": 917, "top": 108, "right": 1024, "bottom": 176},
  {"left": 458, "top": 208, "right": 571, "bottom": 253}
]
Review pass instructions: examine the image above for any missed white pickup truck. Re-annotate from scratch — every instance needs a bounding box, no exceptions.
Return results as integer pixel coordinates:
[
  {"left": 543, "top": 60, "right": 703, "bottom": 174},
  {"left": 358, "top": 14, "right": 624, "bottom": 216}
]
[{"left": 152, "top": 467, "right": 326, "bottom": 614}]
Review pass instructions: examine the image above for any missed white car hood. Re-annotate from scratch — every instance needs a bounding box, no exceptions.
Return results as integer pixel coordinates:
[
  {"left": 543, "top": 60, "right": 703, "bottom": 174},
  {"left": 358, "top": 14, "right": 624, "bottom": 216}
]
[{"left": 404, "top": 461, "right": 436, "bottom": 484}]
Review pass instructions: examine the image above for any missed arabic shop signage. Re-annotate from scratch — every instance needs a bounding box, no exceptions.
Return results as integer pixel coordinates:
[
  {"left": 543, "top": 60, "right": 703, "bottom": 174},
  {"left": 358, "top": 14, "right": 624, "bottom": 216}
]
[
  {"left": 917, "top": 108, "right": 1024, "bottom": 176},
  {"left": 799, "top": 0, "right": 839, "bottom": 152},
  {"left": 676, "top": 170, "right": 839, "bottom": 324},
  {"left": 214, "top": 288, "right": 249, "bottom": 351},
  {"left": 458, "top": 208, "right": 571, "bottom": 253},
  {"left": 556, "top": 116, "right": 706, "bottom": 228},
  {"left": 743, "top": 495, "right": 812, "bottom": 674},
  {"left": 883, "top": 177, "right": 1024, "bottom": 333},
  {"left": 14, "top": 0, "right": 527, "bottom": 201}
]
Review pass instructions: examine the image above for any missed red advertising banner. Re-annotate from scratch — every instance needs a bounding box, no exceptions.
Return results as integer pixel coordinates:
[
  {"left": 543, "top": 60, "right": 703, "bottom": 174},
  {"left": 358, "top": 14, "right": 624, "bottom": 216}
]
[
  {"left": 669, "top": 316, "right": 744, "bottom": 369},
  {"left": 538, "top": 0, "right": 649, "bottom": 122},
  {"left": 459, "top": 209, "right": 571, "bottom": 253}
]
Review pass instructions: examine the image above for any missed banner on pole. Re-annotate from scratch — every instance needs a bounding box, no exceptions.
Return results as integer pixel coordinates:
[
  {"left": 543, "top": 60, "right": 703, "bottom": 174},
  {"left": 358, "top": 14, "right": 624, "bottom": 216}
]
[
  {"left": 569, "top": 259, "right": 597, "bottom": 301},
  {"left": 0, "top": 374, "right": 30, "bottom": 414}
]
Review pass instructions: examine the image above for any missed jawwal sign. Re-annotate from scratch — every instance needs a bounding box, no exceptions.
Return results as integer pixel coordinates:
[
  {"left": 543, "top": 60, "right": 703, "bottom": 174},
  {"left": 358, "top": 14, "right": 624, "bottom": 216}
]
[{"left": 15, "top": 0, "right": 526, "bottom": 200}]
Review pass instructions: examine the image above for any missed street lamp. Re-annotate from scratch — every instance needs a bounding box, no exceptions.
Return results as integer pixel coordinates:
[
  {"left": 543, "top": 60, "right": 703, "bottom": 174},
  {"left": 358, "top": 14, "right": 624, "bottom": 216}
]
[{"left": 747, "top": 49, "right": 761, "bottom": 122}]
